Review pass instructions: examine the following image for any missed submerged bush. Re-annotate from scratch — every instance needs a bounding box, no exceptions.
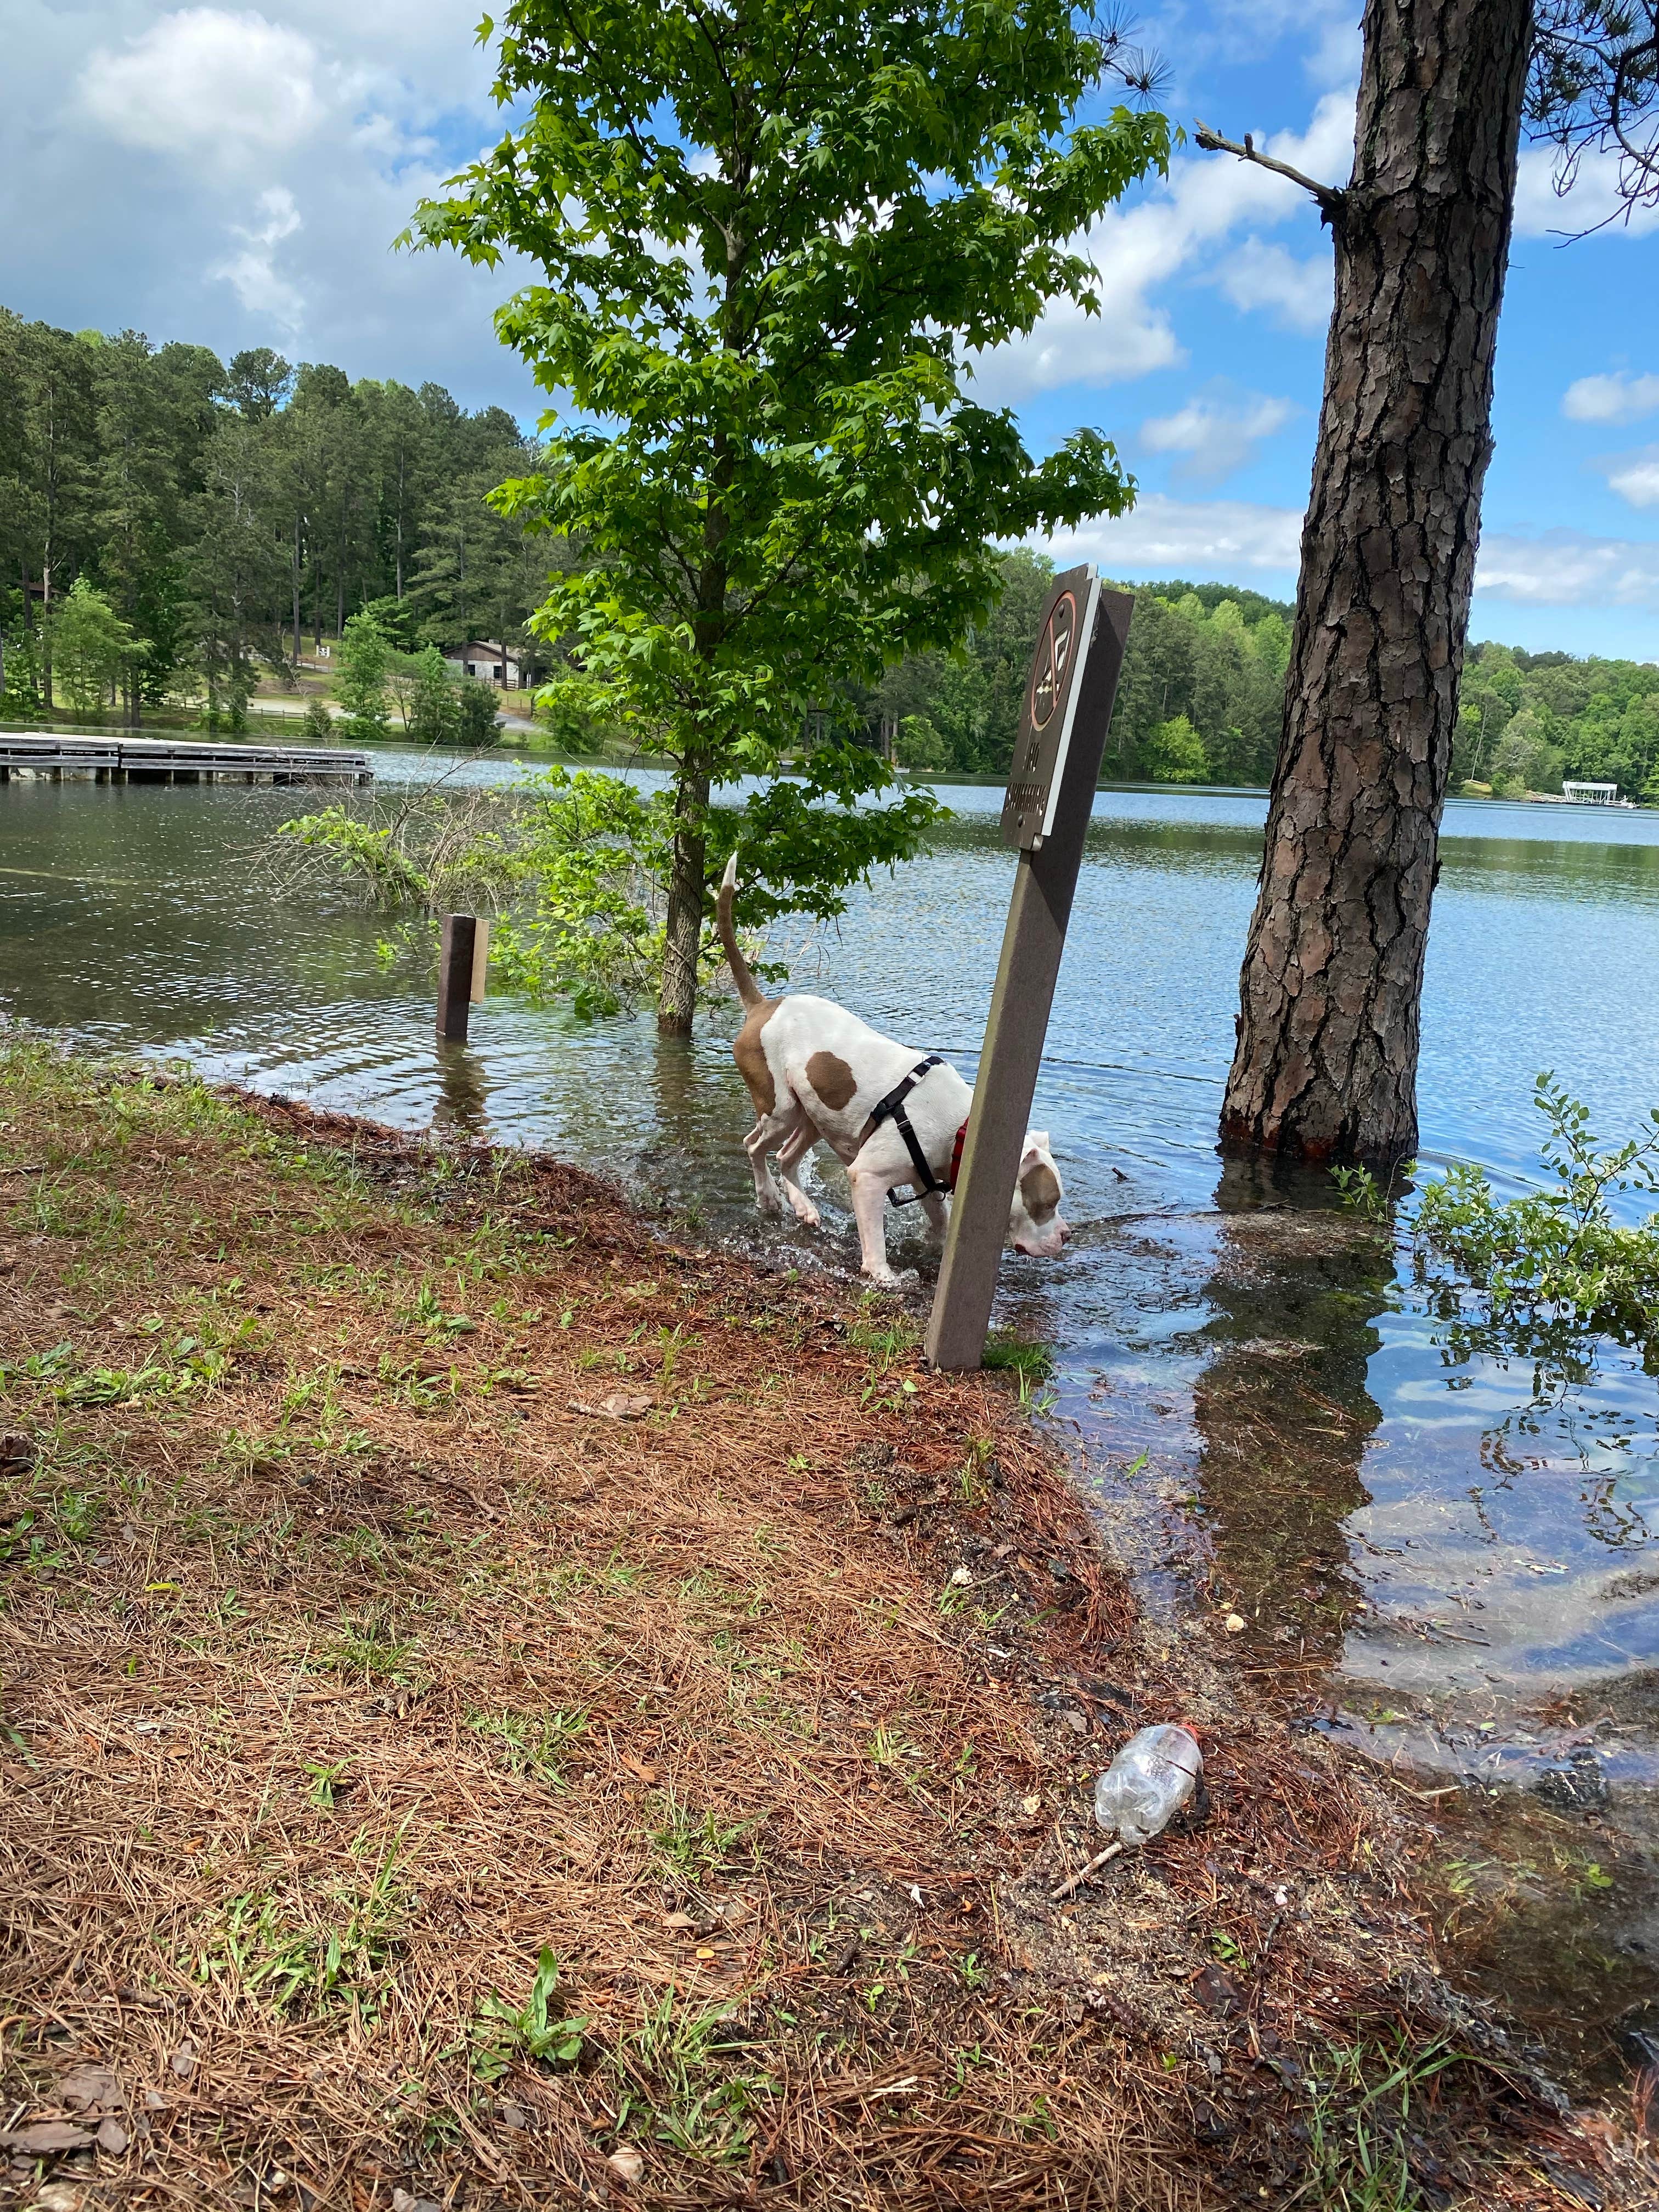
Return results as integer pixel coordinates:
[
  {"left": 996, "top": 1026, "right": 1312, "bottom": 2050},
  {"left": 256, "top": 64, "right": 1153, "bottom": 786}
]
[
  {"left": 274, "top": 789, "right": 515, "bottom": 919},
  {"left": 1412, "top": 1073, "right": 1659, "bottom": 1362},
  {"left": 275, "top": 769, "right": 724, "bottom": 1019},
  {"left": 277, "top": 749, "right": 921, "bottom": 1022}
]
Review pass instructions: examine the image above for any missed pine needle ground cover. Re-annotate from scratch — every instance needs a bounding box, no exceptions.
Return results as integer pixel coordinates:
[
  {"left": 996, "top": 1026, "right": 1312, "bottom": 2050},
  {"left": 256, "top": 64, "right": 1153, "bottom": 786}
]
[{"left": 0, "top": 1043, "right": 1645, "bottom": 2210}]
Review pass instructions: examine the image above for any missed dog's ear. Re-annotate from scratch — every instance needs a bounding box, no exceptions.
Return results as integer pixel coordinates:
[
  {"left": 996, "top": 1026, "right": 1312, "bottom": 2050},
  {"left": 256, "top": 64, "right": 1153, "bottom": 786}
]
[{"left": 1020, "top": 1132, "right": 1050, "bottom": 1167}]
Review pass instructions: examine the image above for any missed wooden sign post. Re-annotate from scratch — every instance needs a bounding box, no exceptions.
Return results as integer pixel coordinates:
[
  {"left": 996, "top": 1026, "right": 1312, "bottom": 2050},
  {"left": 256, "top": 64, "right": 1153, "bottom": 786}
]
[
  {"left": 436, "top": 914, "right": 490, "bottom": 1042},
  {"left": 924, "top": 569, "right": 1133, "bottom": 1372}
]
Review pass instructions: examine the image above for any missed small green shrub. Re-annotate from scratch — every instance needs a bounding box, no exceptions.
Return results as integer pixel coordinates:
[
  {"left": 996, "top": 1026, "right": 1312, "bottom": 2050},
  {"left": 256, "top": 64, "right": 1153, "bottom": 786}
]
[{"left": 1414, "top": 1072, "right": 1659, "bottom": 1359}]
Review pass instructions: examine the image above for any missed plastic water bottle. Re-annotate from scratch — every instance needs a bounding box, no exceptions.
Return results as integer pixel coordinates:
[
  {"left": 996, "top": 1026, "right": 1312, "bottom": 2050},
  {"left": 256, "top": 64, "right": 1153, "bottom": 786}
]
[{"left": 1092, "top": 1724, "right": 1202, "bottom": 1845}]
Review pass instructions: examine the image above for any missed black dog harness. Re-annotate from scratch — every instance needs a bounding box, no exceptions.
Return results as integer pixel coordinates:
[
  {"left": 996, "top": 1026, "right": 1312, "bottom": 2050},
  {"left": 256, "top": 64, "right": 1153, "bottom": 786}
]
[{"left": 860, "top": 1055, "right": 969, "bottom": 1209}]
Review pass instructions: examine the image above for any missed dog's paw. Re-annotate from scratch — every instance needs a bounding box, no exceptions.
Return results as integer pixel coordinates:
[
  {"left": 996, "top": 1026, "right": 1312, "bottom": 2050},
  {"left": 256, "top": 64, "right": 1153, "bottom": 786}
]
[
  {"left": 754, "top": 1189, "right": 783, "bottom": 1217},
  {"left": 788, "top": 1201, "right": 822, "bottom": 1229}
]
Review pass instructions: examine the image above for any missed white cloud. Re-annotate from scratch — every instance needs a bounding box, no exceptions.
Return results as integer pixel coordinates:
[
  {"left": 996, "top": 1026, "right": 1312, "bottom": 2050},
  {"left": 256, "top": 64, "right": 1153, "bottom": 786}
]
[
  {"left": 1476, "top": 528, "right": 1659, "bottom": 610},
  {"left": 967, "top": 210, "right": 1183, "bottom": 398},
  {"left": 2, "top": 1, "right": 535, "bottom": 407},
  {"left": 1214, "top": 239, "right": 1331, "bottom": 332},
  {"left": 1040, "top": 493, "right": 1305, "bottom": 578},
  {"left": 1033, "top": 495, "right": 1659, "bottom": 616},
  {"left": 1602, "top": 448, "right": 1659, "bottom": 509},
  {"left": 1563, "top": 371, "right": 1659, "bottom": 425},
  {"left": 80, "top": 9, "right": 326, "bottom": 164},
  {"left": 1150, "top": 1, "right": 1359, "bottom": 95},
  {"left": 1141, "top": 392, "right": 1297, "bottom": 484},
  {"left": 1301, "top": 7, "right": 1362, "bottom": 90},
  {"left": 212, "top": 185, "right": 304, "bottom": 326},
  {"left": 974, "top": 89, "right": 1356, "bottom": 400}
]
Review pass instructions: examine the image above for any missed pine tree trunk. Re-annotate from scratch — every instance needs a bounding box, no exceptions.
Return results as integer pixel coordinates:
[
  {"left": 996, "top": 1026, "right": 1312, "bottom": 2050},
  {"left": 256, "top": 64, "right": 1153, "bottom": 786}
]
[
  {"left": 40, "top": 557, "right": 53, "bottom": 715},
  {"left": 1220, "top": 0, "right": 1534, "bottom": 1167},
  {"left": 658, "top": 758, "right": 710, "bottom": 1035}
]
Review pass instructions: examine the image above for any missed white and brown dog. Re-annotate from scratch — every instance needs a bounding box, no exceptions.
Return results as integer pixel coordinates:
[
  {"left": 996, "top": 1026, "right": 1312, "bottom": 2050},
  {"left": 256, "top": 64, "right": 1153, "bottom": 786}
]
[{"left": 718, "top": 856, "right": 1069, "bottom": 1286}]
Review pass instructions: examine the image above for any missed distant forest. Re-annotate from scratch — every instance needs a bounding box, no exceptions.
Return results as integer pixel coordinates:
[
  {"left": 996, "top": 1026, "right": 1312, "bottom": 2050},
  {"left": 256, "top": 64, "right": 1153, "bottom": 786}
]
[
  {"left": 4, "top": 303, "right": 1656, "bottom": 793},
  {"left": 0, "top": 306, "right": 551, "bottom": 725},
  {"left": 879, "top": 554, "right": 1659, "bottom": 801},
  {"left": 871, "top": 557, "right": 1294, "bottom": 787}
]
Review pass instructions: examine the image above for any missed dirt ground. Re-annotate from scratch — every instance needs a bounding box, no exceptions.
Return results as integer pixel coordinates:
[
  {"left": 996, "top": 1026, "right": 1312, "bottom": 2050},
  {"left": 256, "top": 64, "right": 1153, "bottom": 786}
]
[{"left": 0, "top": 1041, "right": 1651, "bottom": 2210}]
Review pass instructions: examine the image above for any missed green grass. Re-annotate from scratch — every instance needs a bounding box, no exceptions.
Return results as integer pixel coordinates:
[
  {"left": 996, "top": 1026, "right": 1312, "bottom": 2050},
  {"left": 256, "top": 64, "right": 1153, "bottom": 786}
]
[
  {"left": 613, "top": 1988, "right": 775, "bottom": 2165},
  {"left": 647, "top": 1794, "right": 757, "bottom": 1883},
  {"left": 312, "top": 1612, "right": 424, "bottom": 1684},
  {"left": 848, "top": 1296, "right": 921, "bottom": 1361},
  {"left": 466, "top": 1705, "right": 590, "bottom": 1788},
  {"left": 472, "top": 1946, "right": 585, "bottom": 2080},
  {"left": 980, "top": 1330, "right": 1055, "bottom": 1383},
  {"left": 189, "top": 1834, "right": 410, "bottom": 2019},
  {"left": 1289, "top": 2033, "right": 1462, "bottom": 2211}
]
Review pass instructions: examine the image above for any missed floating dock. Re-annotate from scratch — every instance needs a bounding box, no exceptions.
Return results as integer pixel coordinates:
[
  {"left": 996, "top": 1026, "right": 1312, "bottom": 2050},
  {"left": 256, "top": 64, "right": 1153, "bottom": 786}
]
[{"left": 0, "top": 733, "right": 373, "bottom": 785}]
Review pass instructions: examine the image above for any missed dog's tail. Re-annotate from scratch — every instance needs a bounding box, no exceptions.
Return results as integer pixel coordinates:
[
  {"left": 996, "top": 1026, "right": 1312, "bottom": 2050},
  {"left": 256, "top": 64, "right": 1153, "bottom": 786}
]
[{"left": 716, "top": 852, "right": 764, "bottom": 1011}]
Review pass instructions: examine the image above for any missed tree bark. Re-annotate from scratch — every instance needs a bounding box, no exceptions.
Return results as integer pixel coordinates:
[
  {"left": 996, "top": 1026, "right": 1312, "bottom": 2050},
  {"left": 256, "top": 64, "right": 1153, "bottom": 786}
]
[
  {"left": 1220, "top": 0, "right": 1534, "bottom": 1167},
  {"left": 658, "top": 758, "right": 710, "bottom": 1034},
  {"left": 292, "top": 510, "right": 303, "bottom": 669}
]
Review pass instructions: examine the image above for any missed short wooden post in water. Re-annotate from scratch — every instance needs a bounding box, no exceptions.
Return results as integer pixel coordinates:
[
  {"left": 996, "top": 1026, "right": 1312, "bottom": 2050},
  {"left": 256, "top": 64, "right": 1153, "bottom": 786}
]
[
  {"left": 924, "top": 577, "right": 1133, "bottom": 1373},
  {"left": 436, "top": 914, "right": 489, "bottom": 1042}
]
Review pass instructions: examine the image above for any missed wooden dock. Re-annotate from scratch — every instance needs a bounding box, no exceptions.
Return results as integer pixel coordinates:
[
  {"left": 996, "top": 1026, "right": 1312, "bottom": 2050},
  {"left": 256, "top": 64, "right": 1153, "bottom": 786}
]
[{"left": 0, "top": 733, "right": 373, "bottom": 786}]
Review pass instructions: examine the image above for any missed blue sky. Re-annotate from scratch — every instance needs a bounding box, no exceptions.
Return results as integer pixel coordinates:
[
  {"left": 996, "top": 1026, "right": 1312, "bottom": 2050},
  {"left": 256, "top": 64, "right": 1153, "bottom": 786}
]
[{"left": 2, "top": 0, "right": 1655, "bottom": 657}]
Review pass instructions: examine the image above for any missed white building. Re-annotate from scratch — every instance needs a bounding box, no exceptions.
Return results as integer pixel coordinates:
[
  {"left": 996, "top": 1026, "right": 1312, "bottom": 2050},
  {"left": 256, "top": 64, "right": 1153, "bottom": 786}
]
[
  {"left": 1562, "top": 781, "right": 1624, "bottom": 806},
  {"left": 447, "top": 641, "right": 524, "bottom": 686}
]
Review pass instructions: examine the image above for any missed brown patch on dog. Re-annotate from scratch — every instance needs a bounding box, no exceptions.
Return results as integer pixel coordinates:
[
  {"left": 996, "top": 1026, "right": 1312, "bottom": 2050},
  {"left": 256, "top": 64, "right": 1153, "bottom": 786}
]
[
  {"left": 733, "top": 1001, "right": 780, "bottom": 1117},
  {"left": 1020, "top": 1162, "right": 1061, "bottom": 1220},
  {"left": 805, "top": 1051, "right": 857, "bottom": 1113}
]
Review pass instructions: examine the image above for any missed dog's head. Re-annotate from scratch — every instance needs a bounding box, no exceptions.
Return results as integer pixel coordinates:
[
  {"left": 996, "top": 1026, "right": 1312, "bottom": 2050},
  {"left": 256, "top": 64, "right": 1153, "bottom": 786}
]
[{"left": 1009, "top": 1132, "right": 1069, "bottom": 1258}]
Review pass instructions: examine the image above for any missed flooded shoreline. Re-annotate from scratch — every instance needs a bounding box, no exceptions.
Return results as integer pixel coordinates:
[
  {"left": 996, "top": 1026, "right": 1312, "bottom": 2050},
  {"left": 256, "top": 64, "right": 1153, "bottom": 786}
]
[{"left": 4, "top": 757, "right": 1658, "bottom": 2081}]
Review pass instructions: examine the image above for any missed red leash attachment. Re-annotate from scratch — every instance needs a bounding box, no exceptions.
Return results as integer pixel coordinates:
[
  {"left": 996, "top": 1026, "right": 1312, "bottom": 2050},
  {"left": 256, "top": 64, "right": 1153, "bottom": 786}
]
[{"left": 948, "top": 1120, "right": 969, "bottom": 1191}]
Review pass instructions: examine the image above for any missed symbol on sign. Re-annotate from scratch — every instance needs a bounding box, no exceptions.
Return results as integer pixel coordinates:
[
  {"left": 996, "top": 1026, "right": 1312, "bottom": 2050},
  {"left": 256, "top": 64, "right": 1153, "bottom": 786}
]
[{"left": 1030, "top": 590, "right": 1079, "bottom": 732}]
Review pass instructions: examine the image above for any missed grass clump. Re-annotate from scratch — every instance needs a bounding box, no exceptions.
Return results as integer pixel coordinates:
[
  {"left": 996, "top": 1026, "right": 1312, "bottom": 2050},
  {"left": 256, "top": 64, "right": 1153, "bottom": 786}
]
[
  {"left": 472, "top": 1946, "right": 585, "bottom": 2080},
  {"left": 467, "top": 1705, "right": 589, "bottom": 1788},
  {"left": 613, "top": 1990, "right": 774, "bottom": 2165},
  {"left": 190, "top": 1836, "right": 410, "bottom": 2019},
  {"left": 1293, "top": 2032, "right": 1460, "bottom": 2211},
  {"left": 648, "top": 1795, "right": 756, "bottom": 1883},
  {"left": 980, "top": 1329, "right": 1054, "bottom": 1383}
]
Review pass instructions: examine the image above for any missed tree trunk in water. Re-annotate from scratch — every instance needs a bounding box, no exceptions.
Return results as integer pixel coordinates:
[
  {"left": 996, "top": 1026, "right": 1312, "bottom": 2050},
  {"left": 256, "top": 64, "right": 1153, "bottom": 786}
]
[
  {"left": 658, "top": 759, "right": 710, "bottom": 1035},
  {"left": 1220, "top": 0, "right": 1533, "bottom": 1168}
]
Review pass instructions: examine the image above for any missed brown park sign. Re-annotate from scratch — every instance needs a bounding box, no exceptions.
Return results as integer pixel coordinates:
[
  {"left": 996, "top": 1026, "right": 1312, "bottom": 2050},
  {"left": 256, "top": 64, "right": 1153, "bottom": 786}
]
[
  {"left": 1000, "top": 565, "right": 1101, "bottom": 850},
  {"left": 928, "top": 568, "right": 1134, "bottom": 1370}
]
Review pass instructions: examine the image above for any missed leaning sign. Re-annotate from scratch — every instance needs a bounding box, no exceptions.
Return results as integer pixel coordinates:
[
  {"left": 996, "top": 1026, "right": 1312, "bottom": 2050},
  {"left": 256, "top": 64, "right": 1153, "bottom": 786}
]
[
  {"left": 1001, "top": 568, "right": 1101, "bottom": 849},
  {"left": 924, "top": 567, "right": 1133, "bottom": 1371}
]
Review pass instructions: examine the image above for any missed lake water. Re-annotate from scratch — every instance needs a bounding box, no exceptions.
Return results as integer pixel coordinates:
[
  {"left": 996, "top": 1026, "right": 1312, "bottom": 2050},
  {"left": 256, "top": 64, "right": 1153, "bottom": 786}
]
[{"left": 4, "top": 753, "right": 1659, "bottom": 2052}]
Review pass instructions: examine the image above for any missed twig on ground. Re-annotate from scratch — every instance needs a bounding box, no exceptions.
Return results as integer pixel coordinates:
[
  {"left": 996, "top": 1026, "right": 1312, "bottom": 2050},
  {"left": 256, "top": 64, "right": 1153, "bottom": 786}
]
[{"left": 1049, "top": 1841, "right": 1125, "bottom": 1900}]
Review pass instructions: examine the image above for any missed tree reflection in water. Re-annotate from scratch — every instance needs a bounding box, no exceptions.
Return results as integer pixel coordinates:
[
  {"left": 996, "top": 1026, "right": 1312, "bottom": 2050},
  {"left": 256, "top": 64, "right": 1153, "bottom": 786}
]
[{"left": 1187, "top": 1160, "right": 1399, "bottom": 1663}]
